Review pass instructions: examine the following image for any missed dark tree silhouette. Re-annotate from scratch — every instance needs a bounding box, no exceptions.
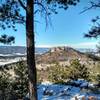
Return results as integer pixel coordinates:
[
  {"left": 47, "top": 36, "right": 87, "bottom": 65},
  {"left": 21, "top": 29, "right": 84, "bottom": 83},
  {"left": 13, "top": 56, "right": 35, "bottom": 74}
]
[
  {"left": 0, "top": 0, "right": 79, "bottom": 100},
  {"left": 82, "top": 1, "right": 100, "bottom": 39},
  {"left": 84, "top": 16, "right": 100, "bottom": 38},
  {"left": 0, "top": 34, "right": 15, "bottom": 44},
  {"left": 83, "top": 1, "right": 100, "bottom": 53}
]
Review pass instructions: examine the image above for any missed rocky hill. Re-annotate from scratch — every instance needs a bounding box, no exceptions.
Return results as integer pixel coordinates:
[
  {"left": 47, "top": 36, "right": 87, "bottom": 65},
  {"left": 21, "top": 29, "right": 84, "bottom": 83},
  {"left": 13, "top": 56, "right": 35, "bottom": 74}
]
[{"left": 36, "top": 46, "right": 99, "bottom": 64}]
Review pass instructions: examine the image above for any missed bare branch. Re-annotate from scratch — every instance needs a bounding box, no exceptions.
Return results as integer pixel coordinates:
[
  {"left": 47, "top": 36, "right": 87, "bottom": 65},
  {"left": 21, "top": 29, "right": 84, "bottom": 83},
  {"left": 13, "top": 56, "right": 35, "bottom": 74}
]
[
  {"left": 34, "top": 9, "right": 41, "bottom": 14},
  {"left": 34, "top": 1, "right": 48, "bottom": 14},
  {"left": 80, "top": 6, "right": 93, "bottom": 14},
  {"left": 18, "top": 0, "right": 26, "bottom": 10},
  {"left": 34, "top": 1, "right": 51, "bottom": 28},
  {"left": 80, "top": 1, "right": 100, "bottom": 14}
]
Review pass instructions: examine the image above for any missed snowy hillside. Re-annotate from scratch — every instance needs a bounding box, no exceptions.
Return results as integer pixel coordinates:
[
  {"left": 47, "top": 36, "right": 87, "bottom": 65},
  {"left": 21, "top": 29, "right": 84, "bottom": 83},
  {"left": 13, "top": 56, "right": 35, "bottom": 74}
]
[
  {"left": 23, "top": 80, "right": 100, "bottom": 100},
  {"left": 37, "top": 84, "right": 100, "bottom": 100}
]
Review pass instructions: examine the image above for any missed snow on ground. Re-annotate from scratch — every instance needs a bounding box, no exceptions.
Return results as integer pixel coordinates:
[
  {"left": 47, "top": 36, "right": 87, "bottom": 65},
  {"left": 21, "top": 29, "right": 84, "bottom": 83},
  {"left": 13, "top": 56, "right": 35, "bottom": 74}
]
[
  {"left": 0, "top": 53, "right": 26, "bottom": 57},
  {"left": 34, "top": 80, "right": 100, "bottom": 100},
  {"left": 25, "top": 80, "right": 100, "bottom": 100},
  {"left": 0, "top": 57, "right": 26, "bottom": 66},
  {"left": 37, "top": 84, "right": 100, "bottom": 100}
]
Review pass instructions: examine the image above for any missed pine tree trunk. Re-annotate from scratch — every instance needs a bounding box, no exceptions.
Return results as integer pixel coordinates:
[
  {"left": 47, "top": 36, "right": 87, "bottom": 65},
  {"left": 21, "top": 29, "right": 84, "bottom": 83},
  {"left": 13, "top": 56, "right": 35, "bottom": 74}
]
[{"left": 26, "top": 0, "right": 37, "bottom": 100}]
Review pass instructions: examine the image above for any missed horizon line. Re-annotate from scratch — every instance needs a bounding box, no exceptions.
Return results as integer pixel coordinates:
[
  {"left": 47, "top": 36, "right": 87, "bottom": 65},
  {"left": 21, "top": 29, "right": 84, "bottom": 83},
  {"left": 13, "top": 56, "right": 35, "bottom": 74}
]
[{"left": 0, "top": 41, "right": 98, "bottom": 49}]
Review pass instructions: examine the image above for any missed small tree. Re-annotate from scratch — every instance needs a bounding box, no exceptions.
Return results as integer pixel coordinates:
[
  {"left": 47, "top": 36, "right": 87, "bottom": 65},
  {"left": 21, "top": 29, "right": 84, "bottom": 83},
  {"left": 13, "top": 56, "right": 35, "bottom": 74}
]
[
  {"left": 48, "top": 62, "right": 70, "bottom": 83},
  {"left": 0, "top": 68, "right": 16, "bottom": 100},
  {"left": 0, "top": 61, "right": 28, "bottom": 100},
  {"left": 13, "top": 61, "right": 28, "bottom": 98},
  {"left": 69, "top": 59, "right": 90, "bottom": 80}
]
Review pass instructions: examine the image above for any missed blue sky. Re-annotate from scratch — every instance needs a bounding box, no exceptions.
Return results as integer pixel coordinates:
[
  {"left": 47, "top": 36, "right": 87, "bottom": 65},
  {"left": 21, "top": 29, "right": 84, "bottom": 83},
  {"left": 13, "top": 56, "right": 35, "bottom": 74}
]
[
  {"left": 0, "top": 0, "right": 100, "bottom": 49},
  {"left": 35, "top": 0, "right": 100, "bottom": 49}
]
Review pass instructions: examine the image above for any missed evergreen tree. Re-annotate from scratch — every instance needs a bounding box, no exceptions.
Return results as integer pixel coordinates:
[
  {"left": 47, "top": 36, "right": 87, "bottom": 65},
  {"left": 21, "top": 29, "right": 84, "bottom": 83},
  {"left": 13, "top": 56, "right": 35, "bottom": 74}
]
[
  {"left": 83, "top": 0, "right": 100, "bottom": 40},
  {"left": 0, "top": 61, "right": 28, "bottom": 100},
  {"left": 48, "top": 62, "right": 70, "bottom": 83},
  {"left": 13, "top": 61, "right": 28, "bottom": 98},
  {"left": 69, "top": 59, "right": 89, "bottom": 80},
  {"left": 0, "top": 0, "right": 80, "bottom": 99}
]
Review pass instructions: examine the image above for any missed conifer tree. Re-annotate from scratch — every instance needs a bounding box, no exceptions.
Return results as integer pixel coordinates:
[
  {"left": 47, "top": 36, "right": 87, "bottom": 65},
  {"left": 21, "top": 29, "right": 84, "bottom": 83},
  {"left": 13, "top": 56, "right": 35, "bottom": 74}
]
[{"left": 0, "top": 0, "right": 79, "bottom": 99}]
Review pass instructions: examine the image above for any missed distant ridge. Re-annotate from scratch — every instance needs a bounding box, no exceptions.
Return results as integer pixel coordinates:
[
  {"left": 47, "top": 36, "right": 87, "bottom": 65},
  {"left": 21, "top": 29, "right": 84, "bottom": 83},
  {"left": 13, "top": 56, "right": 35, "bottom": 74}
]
[
  {"left": 35, "top": 47, "right": 49, "bottom": 54},
  {"left": 0, "top": 46, "right": 26, "bottom": 54},
  {"left": 36, "top": 46, "right": 99, "bottom": 63},
  {"left": 0, "top": 46, "right": 49, "bottom": 55},
  {"left": 0, "top": 46, "right": 96, "bottom": 55}
]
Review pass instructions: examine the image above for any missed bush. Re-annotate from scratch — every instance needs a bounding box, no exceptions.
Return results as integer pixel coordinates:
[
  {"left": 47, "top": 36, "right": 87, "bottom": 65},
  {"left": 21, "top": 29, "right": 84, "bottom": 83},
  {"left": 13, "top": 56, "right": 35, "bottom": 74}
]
[
  {"left": 69, "top": 59, "right": 90, "bottom": 80},
  {"left": 0, "top": 70, "right": 17, "bottom": 100},
  {"left": 0, "top": 61, "right": 28, "bottom": 100},
  {"left": 48, "top": 60, "right": 90, "bottom": 84},
  {"left": 48, "top": 62, "right": 70, "bottom": 83},
  {"left": 96, "top": 74, "right": 100, "bottom": 85},
  {"left": 13, "top": 61, "right": 28, "bottom": 98}
]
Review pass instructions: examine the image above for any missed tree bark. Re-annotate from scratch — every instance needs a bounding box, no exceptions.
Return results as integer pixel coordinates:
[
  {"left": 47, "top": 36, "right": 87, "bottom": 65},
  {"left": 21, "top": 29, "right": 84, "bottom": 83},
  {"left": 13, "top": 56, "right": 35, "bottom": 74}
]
[{"left": 26, "top": 0, "right": 37, "bottom": 100}]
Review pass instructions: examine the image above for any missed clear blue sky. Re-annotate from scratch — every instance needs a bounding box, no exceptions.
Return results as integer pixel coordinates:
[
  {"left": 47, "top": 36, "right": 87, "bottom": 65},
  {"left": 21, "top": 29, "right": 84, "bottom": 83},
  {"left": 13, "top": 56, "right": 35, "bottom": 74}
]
[{"left": 0, "top": 0, "right": 99, "bottom": 49}]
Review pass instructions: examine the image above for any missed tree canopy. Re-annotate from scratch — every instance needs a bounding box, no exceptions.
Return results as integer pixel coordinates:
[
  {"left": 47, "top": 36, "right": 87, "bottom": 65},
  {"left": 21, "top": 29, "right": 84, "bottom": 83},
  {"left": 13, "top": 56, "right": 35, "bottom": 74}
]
[
  {"left": 0, "top": 0, "right": 80, "bottom": 30},
  {"left": 84, "top": 0, "right": 100, "bottom": 39}
]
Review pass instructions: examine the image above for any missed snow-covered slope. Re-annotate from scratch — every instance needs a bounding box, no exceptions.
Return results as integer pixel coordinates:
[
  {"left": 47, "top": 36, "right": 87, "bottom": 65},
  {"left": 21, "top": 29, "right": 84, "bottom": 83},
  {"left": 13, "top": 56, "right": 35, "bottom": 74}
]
[
  {"left": 24, "top": 80, "right": 100, "bottom": 100},
  {"left": 37, "top": 84, "right": 100, "bottom": 100}
]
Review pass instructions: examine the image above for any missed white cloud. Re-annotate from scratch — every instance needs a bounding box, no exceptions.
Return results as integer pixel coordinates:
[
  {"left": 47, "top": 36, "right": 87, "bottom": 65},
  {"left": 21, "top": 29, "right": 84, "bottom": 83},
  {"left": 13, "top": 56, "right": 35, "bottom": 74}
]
[{"left": 69, "top": 42, "right": 97, "bottom": 48}]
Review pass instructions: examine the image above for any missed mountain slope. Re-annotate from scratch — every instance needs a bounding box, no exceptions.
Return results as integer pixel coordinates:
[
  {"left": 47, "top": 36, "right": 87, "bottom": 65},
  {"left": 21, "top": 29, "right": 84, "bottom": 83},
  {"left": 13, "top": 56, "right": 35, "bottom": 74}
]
[{"left": 36, "top": 47, "right": 98, "bottom": 63}]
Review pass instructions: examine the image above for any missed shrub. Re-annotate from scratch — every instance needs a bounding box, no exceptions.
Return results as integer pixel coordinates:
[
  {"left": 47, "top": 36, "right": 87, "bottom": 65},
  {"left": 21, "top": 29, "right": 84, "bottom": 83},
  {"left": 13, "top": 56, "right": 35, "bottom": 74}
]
[
  {"left": 13, "top": 61, "right": 28, "bottom": 98},
  {"left": 0, "top": 71, "right": 13, "bottom": 100},
  {"left": 48, "top": 62, "right": 70, "bottom": 83},
  {"left": 69, "top": 59, "right": 90, "bottom": 80},
  {"left": 0, "top": 61, "right": 28, "bottom": 100},
  {"left": 48, "top": 60, "right": 90, "bottom": 84}
]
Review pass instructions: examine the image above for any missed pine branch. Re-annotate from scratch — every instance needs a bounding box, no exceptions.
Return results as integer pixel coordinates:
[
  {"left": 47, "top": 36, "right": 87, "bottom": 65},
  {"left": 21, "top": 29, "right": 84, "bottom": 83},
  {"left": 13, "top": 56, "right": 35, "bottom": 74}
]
[
  {"left": 80, "top": 1, "right": 100, "bottom": 14},
  {"left": 18, "top": 0, "right": 26, "bottom": 10}
]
